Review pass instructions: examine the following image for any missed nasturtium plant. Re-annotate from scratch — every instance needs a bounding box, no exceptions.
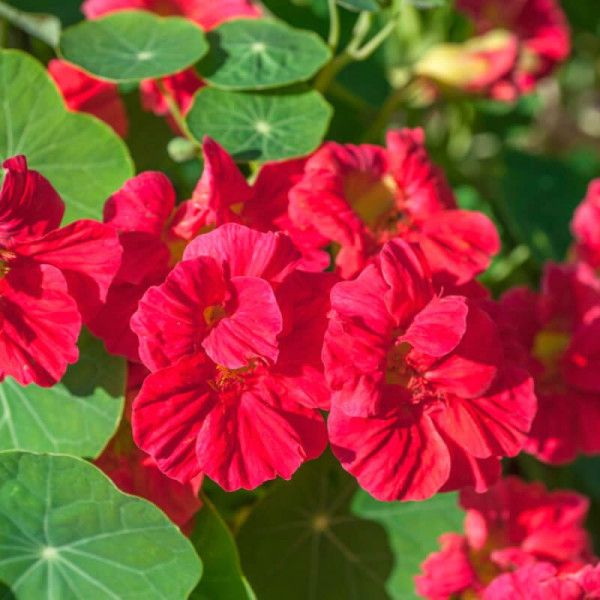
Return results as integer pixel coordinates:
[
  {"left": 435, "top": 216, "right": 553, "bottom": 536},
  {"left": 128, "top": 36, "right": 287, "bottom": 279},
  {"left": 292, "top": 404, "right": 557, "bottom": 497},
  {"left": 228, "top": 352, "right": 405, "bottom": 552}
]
[
  {"left": 186, "top": 88, "right": 333, "bottom": 161},
  {"left": 0, "top": 452, "right": 202, "bottom": 600},
  {"left": 2, "top": 0, "right": 600, "bottom": 598},
  {"left": 197, "top": 19, "right": 331, "bottom": 90},
  {"left": 0, "top": 330, "right": 125, "bottom": 458},
  {"left": 59, "top": 11, "right": 208, "bottom": 81},
  {"left": 0, "top": 49, "right": 133, "bottom": 223}
]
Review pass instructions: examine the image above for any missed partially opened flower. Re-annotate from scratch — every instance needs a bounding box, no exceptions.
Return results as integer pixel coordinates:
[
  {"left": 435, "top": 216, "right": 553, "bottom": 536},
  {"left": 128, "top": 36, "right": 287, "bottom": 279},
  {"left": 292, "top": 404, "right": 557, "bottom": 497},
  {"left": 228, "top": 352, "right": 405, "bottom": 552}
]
[
  {"left": 500, "top": 262, "right": 600, "bottom": 463},
  {"left": 48, "top": 59, "right": 128, "bottom": 137},
  {"left": 131, "top": 224, "right": 331, "bottom": 491},
  {"left": 416, "top": 477, "right": 594, "bottom": 599},
  {"left": 325, "top": 239, "right": 535, "bottom": 501},
  {"left": 415, "top": 31, "right": 520, "bottom": 100},
  {"left": 0, "top": 156, "right": 121, "bottom": 386},
  {"left": 289, "top": 128, "right": 499, "bottom": 282},
  {"left": 455, "top": 0, "right": 570, "bottom": 100}
]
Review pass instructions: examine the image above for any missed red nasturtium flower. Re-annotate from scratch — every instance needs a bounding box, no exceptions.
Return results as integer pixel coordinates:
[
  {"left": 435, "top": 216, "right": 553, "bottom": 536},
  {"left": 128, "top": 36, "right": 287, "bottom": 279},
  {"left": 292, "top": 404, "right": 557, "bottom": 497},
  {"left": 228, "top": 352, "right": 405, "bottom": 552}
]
[
  {"left": 455, "top": 0, "right": 570, "bottom": 100},
  {"left": 130, "top": 224, "right": 331, "bottom": 491},
  {"left": 89, "top": 137, "right": 324, "bottom": 361},
  {"left": 416, "top": 477, "right": 595, "bottom": 599},
  {"left": 498, "top": 261, "right": 600, "bottom": 464},
  {"left": 0, "top": 156, "right": 121, "bottom": 386},
  {"left": 81, "top": 0, "right": 261, "bottom": 126},
  {"left": 324, "top": 239, "right": 536, "bottom": 501},
  {"left": 48, "top": 59, "right": 129, "bottom": 137},
  {"left": 289, "top": 128, "right": 499, "bottom": 282}
]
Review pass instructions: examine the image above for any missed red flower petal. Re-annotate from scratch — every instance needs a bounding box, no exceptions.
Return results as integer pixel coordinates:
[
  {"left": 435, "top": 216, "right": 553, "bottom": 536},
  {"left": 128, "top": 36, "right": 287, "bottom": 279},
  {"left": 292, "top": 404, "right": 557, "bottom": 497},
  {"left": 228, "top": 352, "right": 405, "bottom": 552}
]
[
  {"left": 399, "top": 295, "right": 468, "bottom": 357},
  {"left": 133, "top": 354, "right": 327, "bottom": 490},
  {"left": 169, "top": 137, "right": 252, "bottom": 240},
  {"left": 48, "top": 59, "right": 128, "bottom": 137},
  {"left": 424, "top": 304, "right": 502, "bottom": 398},
  {"left": 132, "top": 256, "right": 227, "bottom": 371},
  {"left": 0, "top": 156, "right": 64, "bottom": 243},
  {"left": 133, "top": 354, "right": 214, "bottom": 483},
  {"left": 324, "top": 264, "right": 392, "bottom": 416},
  {"left": 16, "top": 220, "right": 122, "bottom": 323},
  {"left": 103, "top": 172, "right": 176, "bottom": 236},
  {"left": 183, "top": 223, "right": 300, "bottom": 283},
  {"left": 435, "top": 366, "right": 536, "bottom": 459},
  {"left": 203, "top": 275, "right": 282, "bottom": 369},
  {"left": 328, "top": 391, "right": 451, "bottom": 501},
  {"left": 412, "top": 209, "right": 500, "bottom": 287},
  {"left": 0, "top": 261, "right": 80, "bottom": 386},
  {"left": 379, "top": 238, "right": 433, "bottom": 327}
]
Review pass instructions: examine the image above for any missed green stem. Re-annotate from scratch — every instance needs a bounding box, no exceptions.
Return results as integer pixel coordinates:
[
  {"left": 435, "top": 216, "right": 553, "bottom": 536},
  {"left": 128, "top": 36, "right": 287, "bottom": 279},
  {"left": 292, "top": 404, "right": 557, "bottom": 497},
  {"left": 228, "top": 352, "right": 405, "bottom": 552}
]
[
  {"left": 313, "top": 11, "right": 372, "bottom": 93},
  {"left": 0, "top": 19, "right": 7, "bottom": 48},
  {"left": 155, "top": 78, "right": 194, "bottom": 142},
  {"left": 326, "top": 0, "right": 340, "bottom": 50}
]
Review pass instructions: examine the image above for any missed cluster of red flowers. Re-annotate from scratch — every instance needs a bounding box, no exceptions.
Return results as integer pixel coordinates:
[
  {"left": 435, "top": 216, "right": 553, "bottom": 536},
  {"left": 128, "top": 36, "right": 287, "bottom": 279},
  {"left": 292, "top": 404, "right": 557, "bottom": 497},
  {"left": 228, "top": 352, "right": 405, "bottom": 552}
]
[
  {"left": 4, "top": 0, "right": 595, "bottom": 592},
  {"left": 417, "top": 477, "right": 600, "bottom": 599}
]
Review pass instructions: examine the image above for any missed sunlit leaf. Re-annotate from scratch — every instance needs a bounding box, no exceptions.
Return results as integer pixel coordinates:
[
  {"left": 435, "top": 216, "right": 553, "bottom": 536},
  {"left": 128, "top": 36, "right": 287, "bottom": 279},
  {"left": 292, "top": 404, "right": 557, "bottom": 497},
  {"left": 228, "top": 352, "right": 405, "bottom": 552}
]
[
  {"left": 0, "top": 49, "right": 133, "bottom": 222},
  {"left": 186, "top": 88, "right": 332, "bottom": 162},
  {"left": 352, "top": 491, "right": 464, "bottom": 600},
  {"left": 59, "top": 11, "right": 208, "bottom": 82},
  {"left": 336, "top": 0, "right": 381, "bottom": 12},
  {"left": 0, "top": 451, "right": 202, "bottom": 599},
  {"left": 197, "top": 18, "right": 330, "bottom": 90},
  {"left": 0, "top": 330, "right": 125, "bottom": 459}
]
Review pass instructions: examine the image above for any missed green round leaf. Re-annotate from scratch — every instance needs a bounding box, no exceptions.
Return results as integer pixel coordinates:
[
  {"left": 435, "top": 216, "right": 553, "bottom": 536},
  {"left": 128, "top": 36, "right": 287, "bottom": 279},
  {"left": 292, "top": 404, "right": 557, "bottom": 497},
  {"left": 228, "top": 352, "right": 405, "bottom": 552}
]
[
  {"left": 197, "top": 19, "right": 331, "bottom": 90},
  {"left": 0, "top": 330, "right": 125, "bottom": 459},
  {"left": 189, "top": 495, "right": 251, "bottom": 600},
  {"left": 237, "top": 455, "right": 394, "bottom": 600},
  {"left": 0, "top": 49, "right": 133, "bottom": 223},
  {"left": 59, "top": 11, "right": 208, "bottom": 82},
  {"left": 0, "top": 451, "right": 202, "bottom": 599},
  {"left": 351, "top": 491, "right": 465, "bottom": 599},
  {"left": 186, "top": 88, "right": 332, "bottom": 162}
]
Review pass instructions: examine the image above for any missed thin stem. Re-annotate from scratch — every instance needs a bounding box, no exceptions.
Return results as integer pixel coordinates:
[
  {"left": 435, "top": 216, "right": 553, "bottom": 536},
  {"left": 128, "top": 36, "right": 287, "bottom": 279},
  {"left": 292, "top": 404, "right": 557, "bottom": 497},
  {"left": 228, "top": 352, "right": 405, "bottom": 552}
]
[
  {"left": 326, "top": 0, "right": 340, "bottom": 50},
  {"left": 348, "top": 13, "right": 399, "bottom": 60},
  {"left": 313, "top": 11, "right": 372, "bottom": 93},
  {"left": 155, "top": 78, "right": 193, "bottom": 141}
]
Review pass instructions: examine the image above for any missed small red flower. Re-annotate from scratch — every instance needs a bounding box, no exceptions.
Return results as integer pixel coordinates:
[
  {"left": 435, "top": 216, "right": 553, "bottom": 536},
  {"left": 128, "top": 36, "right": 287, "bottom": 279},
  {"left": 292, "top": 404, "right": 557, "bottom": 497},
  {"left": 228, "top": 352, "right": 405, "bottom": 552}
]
[
  {"left": 48, "top": 59, "right": 128, "bottom": 137},
  {"left": 500, "top": 262, "right": 600, "bottom": 463},
  {"left": 416, "top": 477, "right": 594, "bottom": 599},
  {"left": 0, "top": 156, "right": 121, "bottom": 386},
  {"left": 289, "top": 128, "right": 499, "bottom": 282},
  {"left": 324, "top": 239, "right": 535, "bottom": 501},
  {"left": 131, "top": 224, "right": 331, "bottom": 490}
]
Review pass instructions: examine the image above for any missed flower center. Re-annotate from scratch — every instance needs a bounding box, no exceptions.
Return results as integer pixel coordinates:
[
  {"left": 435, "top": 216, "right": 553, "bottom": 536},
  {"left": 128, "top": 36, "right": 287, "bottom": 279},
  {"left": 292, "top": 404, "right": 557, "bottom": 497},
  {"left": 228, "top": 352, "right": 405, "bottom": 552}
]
[
  {"left": 203, "top": 304, "right": 227, "bottom": 328},
  {"left": 532, "top": 328, "right": 570, "bottom": 384},
  {"left": 0, "top": 249, "right": 15, "bottom": 279},
  {"left": 345, "top": 171, "right": 399, "bottom": 233},
  {"left": 385, "top": 341, "right": 413, "bottom": 386},
  {"left": 210, "top": 359, "right": 263, "bottom": 394}
]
